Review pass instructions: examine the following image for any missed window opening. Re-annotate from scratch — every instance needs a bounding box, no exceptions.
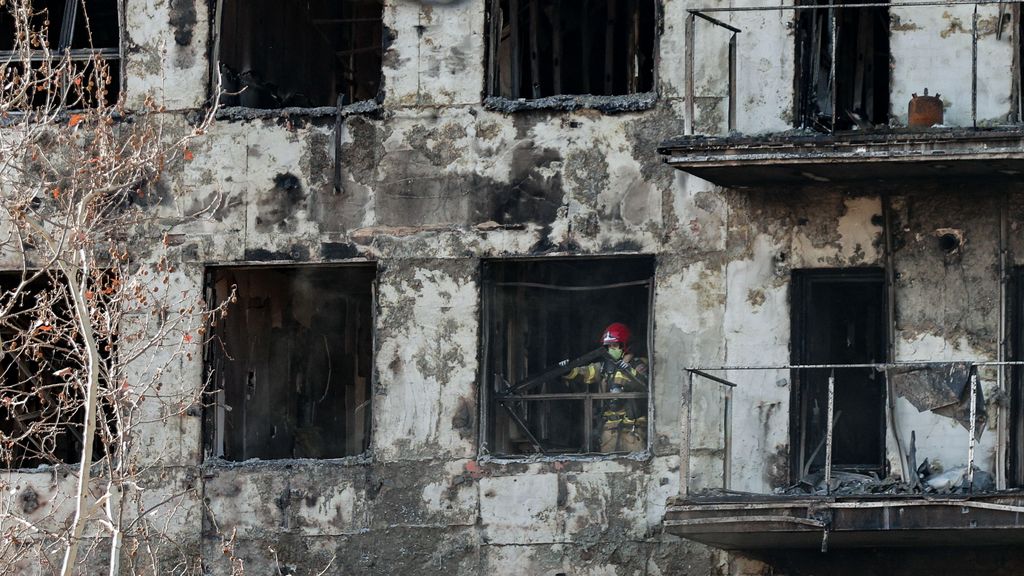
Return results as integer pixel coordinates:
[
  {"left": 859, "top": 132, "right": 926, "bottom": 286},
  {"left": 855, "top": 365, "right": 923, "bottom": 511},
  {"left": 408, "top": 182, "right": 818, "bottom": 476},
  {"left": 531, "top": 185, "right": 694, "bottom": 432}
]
[
  {"left": 204, "top": 265, "right": 375, "bottom": 461},
  {"left": 482, "top": 257, "right": 654, "bottom": 456},
  {"left": 0, "top": 0, "right": 122, "bottom": 107},
  {"left": 217, "top": 0, "right": 383, "bottom": 109},
  {"left": 487, "top": 0, "right": 656, "bottom": 99},
  {"left": 795, "top": 0, "right": 889, "bottom": 131},
  {"left": 1010, "top": 267, "right": 1024, "bottom": 487},
  {"left": 0, "top": 271, "right": 113, "bottom": 468},
  {"left": 791, "top": 269, "right": 887, "bottom": 479}
]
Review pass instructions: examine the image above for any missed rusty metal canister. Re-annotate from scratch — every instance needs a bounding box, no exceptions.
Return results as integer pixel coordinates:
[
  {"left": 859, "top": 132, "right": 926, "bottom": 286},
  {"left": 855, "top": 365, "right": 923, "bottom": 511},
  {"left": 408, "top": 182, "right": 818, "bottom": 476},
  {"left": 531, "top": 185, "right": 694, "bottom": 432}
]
[{"left": 908, "top": 88, "right": 943, "bottom": 128}]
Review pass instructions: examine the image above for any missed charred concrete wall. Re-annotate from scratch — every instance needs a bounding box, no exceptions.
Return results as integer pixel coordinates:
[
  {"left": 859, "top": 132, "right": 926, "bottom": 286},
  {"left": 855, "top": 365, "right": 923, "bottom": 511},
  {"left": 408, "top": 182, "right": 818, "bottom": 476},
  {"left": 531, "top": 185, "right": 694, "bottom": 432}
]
[{"left": 3, "top": 1, "right": 1024, "bottom": 575}]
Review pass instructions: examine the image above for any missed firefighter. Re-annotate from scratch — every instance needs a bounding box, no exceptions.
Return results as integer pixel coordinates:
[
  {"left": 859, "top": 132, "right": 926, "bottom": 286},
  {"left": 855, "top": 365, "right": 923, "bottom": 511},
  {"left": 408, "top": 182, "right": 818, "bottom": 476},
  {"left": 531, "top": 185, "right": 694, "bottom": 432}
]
[{"left": 563, "top": 322, "right": 648, "bottom": 452}]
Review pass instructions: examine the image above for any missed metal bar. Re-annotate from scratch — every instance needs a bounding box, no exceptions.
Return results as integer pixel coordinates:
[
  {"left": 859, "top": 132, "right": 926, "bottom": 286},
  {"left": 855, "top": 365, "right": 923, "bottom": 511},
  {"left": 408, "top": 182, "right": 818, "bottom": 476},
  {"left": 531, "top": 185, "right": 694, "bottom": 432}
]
[
  {"left": 551, "top": 5, "right": 562, "bottom": 94},
  {"left": 882, "top": 194, "right": 908, "bottom": 483},
  {"left": 688, "top": 361, "right": 1024, "bottom": 371},
  {"left": 968, "top": 371, "right": 979, "bottom": 490},
  {"left": 60, "top": 0, "right": 77, "bottom": 51},
  {"left": 728, "top": 33, "right": 737, "bottom": 132},
  {"left": 510, "top": 0, "right": 520, "bottom": 99},
  {"left": 972, "top": 3, "right": 978, "bottom": 128},
  {"left": 496, "top": 392, "right": 648, "bottom": 401},
  {"left": 506, "top": 347, "right": 606, "bottom": 394},
  {"left": 685, "top": 13, "right": 696, "bottom": 135},
  {"left": 724, "top": 378, "right": 733, "bottom": 490},
  {"left": 488, "top": 0, "right": 501, "bottom": 96},
  {"left": 664, "top": 516, "right": 828, "bottom": 528},
  {"left": 584, "top": 395, "right": 594, "bottom": 452},
  {"left": 671, "top": 499, "right": 1024, "bottom": 513},
  {"left": 825, "top": 371, "right": 836, "bottom": 495},
  {"left": 493, "top": 279, "right": 652, "bottom": 291},
  {"left": 499, "top": 400, "right": 544, "bottom": 453},
  {"left": 691, "top": 0, "right": 1017, "bottom": 13},
  {"left": 998, "top": 191, "right": 1009, "bottom": 490},
  {"left": 683, "top": 370, "right": 693, "bottom": 496},
  {"left": 530, "top": 0, "right": 541, "bottom": 98},
  {"left": 605, "top": 0, "right": 616, "bottom": 94},
  {"left": 829, "top": 0, "right": 838, "bottom": 134},
  {"left": 690, "top": 369, "right": 738, "bottom": 387},
  {"left": 687, "top": 10, "right": 742, "bottom": 33}
]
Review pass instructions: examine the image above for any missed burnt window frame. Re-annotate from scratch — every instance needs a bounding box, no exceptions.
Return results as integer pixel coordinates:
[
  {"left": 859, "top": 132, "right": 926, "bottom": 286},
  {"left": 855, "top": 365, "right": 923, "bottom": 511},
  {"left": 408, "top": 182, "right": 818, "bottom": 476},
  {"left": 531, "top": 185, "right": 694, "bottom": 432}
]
[
  {"left": 479, "top": 256, "right": 656, "bottom": 458},
  {"left": 789, "top": 268, "right": 889, "bottom": 481},
  {"left": 793, "top": 0, "right": 891, "bottom": 132},
  {"left": 0, "top": 0, "right": 123, "bottom": 108},
  {"left": 483, "top": 0, "right": 661, "bottom": 108},
  {"left": 212, "top": 0, "right": 385, "bottom": 111},
  {"left": 202, "top": 263, "right": 377, "bottom": 463}
]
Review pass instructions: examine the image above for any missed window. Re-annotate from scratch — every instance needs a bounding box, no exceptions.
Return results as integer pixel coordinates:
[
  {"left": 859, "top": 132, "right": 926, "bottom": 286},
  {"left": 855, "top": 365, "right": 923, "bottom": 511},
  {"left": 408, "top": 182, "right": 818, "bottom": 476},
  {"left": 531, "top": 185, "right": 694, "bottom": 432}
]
[
  {"left": 0, "top": 0, "right": 121, "bottom": 107},
  {"left": 486, "top": 0, "right": 656, "bottom": 99},
  {"left": 204, "top": 265, "right": 375, "bottom": 461},
  {"left": 790, "top": 269, "right": 887, "bottom": 479},
  {"left": 481, "top": 257, "right": 654, "bottom": 456},
  {"left": 217, "top": 0, "right": 383, "bottom": 109},
  {"left": 0, "top": 272, "right": 112, "bottom": 468},
  {"left": 795, "top": 0, "right": 890, "bottom": 131}
]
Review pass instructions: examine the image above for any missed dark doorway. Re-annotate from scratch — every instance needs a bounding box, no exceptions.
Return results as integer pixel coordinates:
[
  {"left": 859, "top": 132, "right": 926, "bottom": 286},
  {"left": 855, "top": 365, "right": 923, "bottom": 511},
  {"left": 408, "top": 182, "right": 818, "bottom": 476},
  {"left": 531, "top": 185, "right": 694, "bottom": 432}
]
[{"left": 791, "top": 269, "right": 887, "bottom": 479}]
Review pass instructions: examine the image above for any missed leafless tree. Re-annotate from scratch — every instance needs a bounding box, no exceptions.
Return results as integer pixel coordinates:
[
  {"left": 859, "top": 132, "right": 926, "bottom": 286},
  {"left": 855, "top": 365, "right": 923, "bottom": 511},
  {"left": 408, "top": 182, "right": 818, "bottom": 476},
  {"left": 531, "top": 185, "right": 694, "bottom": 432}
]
[{"left": 0, "top": 1, "right": 226, "bottom": 574}]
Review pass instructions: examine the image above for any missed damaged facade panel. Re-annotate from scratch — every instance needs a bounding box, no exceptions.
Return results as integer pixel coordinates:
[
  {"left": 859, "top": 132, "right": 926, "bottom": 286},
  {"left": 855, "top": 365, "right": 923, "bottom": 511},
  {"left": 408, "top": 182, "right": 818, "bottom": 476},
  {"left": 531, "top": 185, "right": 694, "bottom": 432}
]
[
  {"left": 217, "top": 0, "right": 383, "bottom": 108},
  {"left": 487, "top": 0, "right": 656, "bottom": 99},
  {"left": 204, "top": 265, "right": 375, "bottom": 460}
]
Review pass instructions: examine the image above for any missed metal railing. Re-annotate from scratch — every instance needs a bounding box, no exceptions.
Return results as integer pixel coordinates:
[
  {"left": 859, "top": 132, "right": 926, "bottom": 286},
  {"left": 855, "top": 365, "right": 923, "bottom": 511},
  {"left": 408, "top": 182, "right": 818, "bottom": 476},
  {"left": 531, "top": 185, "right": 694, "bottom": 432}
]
[
  {"left": 683, "top": 361, "right": 1022, "bottom": 497},
  {"left": 684, "top": 1, "right": 1017, "bottom": 136}
]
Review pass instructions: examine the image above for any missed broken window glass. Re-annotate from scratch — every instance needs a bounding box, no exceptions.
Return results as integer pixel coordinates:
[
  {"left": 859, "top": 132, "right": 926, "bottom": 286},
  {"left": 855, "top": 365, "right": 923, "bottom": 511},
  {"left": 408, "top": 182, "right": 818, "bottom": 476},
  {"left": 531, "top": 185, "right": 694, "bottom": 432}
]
[
  {"left": 791, "top": 269, "right": 887, "bottom": 478},
  {"left": 487, "top": 0, "right": 656, "bottom": 99},
  {"left": 0, "top": 272, "right": 114, "bottom": 468},
  {"left": 482, "top": 257, "right": 654, "bottom": 456},
  {"left": 0, "top": 0, "right": 122, "bottom": 107},
  {"left": 204, "top": 265, "right": 375, "bottom": 461},
  {"left": 217, "top": 0, "right": 383, "bottom": 109},
  {"left": 795, "top": 0, "right": 890, "bottom": 131}
]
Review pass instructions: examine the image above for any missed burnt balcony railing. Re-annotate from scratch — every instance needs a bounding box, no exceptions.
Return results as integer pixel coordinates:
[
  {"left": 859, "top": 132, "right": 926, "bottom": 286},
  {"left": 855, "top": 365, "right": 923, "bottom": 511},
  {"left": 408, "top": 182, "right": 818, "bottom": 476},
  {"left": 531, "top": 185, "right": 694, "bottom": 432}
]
[{"left": 666, "top": 361, "right": 1024, "bottom": 551}]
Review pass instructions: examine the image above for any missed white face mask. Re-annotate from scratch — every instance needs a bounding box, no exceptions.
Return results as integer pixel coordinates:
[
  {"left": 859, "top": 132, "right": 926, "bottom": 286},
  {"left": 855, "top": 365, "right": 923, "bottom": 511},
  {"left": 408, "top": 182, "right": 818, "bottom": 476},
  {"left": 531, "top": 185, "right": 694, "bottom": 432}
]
[{"left": 608, "top": 346, "right": 623, "bottom": 361}]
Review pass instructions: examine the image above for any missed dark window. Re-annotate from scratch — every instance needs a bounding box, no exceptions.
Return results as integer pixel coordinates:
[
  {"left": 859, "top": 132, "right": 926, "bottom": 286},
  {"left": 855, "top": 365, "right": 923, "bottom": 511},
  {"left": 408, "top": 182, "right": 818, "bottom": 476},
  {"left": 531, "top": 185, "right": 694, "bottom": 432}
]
[
  {"left": 204, "top": 265, "right": 375, "bottom": 461},
  {"left": 486, "top": 0, "right": 656, "bottom": 99},
  {"left": 0, "top": 272, "right": 113, "bottom": 468},
  {"left": 0, "top": 0, "right": 121, "bottom": 107},
  {"left": 482, "top": 257, "right": 654, "bottom": 456},
  {"left": 217, "top": 0, "right": 383, "bottom": 109},
  {"left": 795, "top": 1, "right": 889, "bottom": 131},
  {"left": 791, "top": 269, "right": 887, "bottom": 479}
]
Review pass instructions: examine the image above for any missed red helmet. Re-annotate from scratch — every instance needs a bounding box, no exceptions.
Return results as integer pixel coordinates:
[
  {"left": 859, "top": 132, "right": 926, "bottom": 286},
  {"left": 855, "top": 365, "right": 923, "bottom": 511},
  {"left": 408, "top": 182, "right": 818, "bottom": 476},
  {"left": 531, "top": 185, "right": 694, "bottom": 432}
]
[{"left": 601, "top": 323, "right": 632, "bottom": 350}]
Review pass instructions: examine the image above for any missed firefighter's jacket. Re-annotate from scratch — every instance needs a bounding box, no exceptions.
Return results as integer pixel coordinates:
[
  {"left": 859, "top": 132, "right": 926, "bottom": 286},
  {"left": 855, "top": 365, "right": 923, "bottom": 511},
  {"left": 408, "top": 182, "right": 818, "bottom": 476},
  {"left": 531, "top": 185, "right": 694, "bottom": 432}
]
[{"left": 565, "top": 357, "right": 648, "bottom": 425}]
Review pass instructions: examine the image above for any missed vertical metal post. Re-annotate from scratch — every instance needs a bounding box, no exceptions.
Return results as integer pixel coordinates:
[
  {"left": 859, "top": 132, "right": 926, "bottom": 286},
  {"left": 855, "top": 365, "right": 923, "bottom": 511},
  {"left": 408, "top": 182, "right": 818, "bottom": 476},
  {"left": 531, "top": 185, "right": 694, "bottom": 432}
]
[
  {"left": 685, "top": 13, "right": 696, "bottom": 135},
  {"left": 724, "top": 375, "right": 733, "bottom": 490},
  {"left": 728, "top": 32, "right": 737, "bottom": 132},
  {"left": 971, "top": 3, "right": 978, "bottom": 128},
  {"left": 998, "top": 193, "right": 1008, "bottom": 490},
  {"left": 828, "top": 1, "right": 838, "bottom": 133},
  {"left": 683, "top": 370, "right": 694, "bottom": 497},
  {"left": 825, "top": 371, "right": 836, "bottom": 495},
  {"left": 968, "top": 371, "right": 978, "bottom": 490}
]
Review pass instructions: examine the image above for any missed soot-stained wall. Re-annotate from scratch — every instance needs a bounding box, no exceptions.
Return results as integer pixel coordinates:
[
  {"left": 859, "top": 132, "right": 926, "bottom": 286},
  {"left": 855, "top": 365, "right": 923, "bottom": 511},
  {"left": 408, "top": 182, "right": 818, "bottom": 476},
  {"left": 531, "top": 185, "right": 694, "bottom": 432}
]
[{"left": 4, "top": 1, "right": 1024, "bottom": 575}]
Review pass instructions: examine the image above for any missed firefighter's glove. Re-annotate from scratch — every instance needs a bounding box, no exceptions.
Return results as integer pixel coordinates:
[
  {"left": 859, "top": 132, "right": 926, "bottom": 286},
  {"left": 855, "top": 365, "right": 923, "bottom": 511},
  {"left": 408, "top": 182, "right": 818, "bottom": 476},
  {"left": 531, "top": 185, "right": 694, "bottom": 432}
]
[
  {"left": 617, "top": 359, "right": 631, "bottom": 371},
  {"left": 558, "top": 359, "right": 569, "bottom": 367}
]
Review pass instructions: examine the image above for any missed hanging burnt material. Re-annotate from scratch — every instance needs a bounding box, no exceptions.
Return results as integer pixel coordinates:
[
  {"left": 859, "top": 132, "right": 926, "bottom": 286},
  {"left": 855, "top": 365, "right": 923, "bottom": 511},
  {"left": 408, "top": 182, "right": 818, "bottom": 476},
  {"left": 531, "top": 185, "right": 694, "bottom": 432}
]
[{"left": 908, "top": 88, "right": 943, "bottom": 128}]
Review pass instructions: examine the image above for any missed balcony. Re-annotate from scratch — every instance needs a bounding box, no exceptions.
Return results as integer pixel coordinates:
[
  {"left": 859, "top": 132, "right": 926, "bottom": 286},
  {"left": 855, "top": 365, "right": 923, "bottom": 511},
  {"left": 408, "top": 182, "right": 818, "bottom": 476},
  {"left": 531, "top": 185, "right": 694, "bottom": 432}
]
[
  {"left": 664, "top": 3, "right": 1024, "bottom": 189},
  {"left": 664, "top": 362, "right": 1024, "bottom": 551}
]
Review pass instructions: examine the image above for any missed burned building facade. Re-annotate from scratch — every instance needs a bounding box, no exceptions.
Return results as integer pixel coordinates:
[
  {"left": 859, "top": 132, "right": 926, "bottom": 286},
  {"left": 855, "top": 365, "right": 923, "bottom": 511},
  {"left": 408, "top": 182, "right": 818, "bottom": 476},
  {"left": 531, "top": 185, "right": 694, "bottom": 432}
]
[{"left": 7, "top": 0, "right": 1024, "bottom": 574}]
